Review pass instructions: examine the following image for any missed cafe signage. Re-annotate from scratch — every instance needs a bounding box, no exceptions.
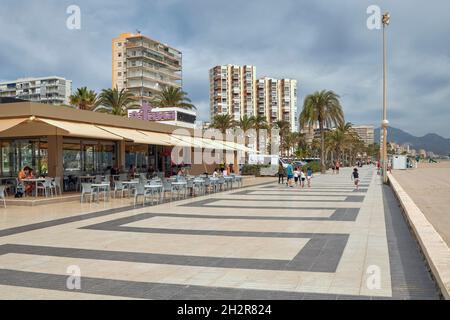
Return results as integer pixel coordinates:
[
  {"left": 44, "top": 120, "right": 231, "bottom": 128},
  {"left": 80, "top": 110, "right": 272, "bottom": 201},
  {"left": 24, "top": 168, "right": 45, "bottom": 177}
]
[{"left": 128, "top": 102, "right": 176, "bottom": 121}]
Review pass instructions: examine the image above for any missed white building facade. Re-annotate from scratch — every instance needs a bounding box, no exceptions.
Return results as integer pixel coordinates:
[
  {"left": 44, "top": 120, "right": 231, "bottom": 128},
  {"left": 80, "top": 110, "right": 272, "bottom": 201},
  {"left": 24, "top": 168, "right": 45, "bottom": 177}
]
[
  {"left": 209, "top": 65, "right": 298, "bottom": 132},
  {"left": 0, "top": 76, "right": 72, "bottom": 105},
  {"left": 112, "top": 32, "right": 182, "bottom": 103}
]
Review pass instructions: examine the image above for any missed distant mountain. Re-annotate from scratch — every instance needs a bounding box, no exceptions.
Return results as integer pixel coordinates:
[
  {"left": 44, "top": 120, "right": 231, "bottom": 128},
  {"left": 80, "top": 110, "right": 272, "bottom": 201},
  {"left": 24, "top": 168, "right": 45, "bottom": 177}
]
[{"left": 374, "top": 127, "right": 450, "bottom": 156}]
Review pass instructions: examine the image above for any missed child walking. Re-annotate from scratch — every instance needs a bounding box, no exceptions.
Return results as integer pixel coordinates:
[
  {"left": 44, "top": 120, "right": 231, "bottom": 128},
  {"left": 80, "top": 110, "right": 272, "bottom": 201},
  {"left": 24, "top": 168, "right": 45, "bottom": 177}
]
[
  {"left": 300, "top": 169, "right": 306, "bottom": 188},
  {"left": 306, "top": 167, "right": 313, "bottom": 188},
  {"left": 352, "top": 168, "right": 360, "bottom": 190}
]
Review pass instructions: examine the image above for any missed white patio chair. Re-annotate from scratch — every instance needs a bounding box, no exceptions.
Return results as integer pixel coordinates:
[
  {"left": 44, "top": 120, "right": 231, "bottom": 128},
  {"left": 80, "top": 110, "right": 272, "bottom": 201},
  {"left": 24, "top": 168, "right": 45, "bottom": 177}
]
[
  {"left": 81, "top": 183, "right": 95, "bottom": 203},
  {"left": 133, "top": 183, "right": 152, "bottom": 207},
  {"left": 0, "top": 185, "right": 6, "bottom": 208}
]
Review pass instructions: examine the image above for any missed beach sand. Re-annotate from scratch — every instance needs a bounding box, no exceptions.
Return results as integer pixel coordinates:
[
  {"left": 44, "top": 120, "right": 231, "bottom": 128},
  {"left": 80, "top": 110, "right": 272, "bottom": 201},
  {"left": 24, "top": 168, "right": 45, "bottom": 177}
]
[{"left": 392, "top": 161, "right": 450, "bottom": 246}]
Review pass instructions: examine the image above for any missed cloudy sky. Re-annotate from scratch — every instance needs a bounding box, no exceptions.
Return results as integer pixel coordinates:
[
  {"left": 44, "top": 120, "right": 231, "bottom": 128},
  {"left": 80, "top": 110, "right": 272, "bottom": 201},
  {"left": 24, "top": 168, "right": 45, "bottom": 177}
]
[{"left": 1, "top": 0, "right": 449, "bottom": 137}]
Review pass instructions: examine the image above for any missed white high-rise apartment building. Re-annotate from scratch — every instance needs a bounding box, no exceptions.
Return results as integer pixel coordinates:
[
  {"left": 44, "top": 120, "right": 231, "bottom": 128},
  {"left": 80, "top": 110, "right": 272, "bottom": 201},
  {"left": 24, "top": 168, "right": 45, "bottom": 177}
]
[
  {"left": 209, "top": 65, "right": 298, "bottom": 131},
  {"left": 209, "top": 65, "right": 256, "bottom": 120},
  {"left": 112, "top": 32, "right": 182, "bottom": 103},
  {"left": 353, "top": 125, "right": 375, "bottom": 146},
  {"left": 256, "top": 77, "right": 298, "bottom": 132},
  {"left": 0, "top": 76, "right": 72, "bottom": 105}
]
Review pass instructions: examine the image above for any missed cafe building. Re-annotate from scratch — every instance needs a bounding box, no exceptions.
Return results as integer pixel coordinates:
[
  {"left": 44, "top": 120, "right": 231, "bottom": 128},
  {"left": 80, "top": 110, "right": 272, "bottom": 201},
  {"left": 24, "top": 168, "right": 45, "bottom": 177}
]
[{"left": 0, "top": 101, "right": 249, "bottom": 193}]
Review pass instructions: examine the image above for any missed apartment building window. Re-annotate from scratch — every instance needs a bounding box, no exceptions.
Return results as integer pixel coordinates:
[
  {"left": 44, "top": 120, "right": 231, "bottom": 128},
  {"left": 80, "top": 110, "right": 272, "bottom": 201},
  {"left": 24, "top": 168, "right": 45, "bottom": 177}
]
[
  {"left": 118, "top": 43, "right": 122, "bottom": 47},
  {"left": 118, "top": 62, "right": 122, "bottom": 67},
  {"left": 118, "top": 72, "right": 122, "bottom": 76},
  {"left": 118, "top": 53, "right": 122, "bottom": 57}
]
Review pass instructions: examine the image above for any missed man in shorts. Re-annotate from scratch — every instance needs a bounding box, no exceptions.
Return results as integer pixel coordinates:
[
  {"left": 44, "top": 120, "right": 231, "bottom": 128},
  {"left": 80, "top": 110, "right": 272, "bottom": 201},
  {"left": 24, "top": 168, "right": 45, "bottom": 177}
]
[{"left": 286, "top": 163, "right": 294, "bottom": 187}]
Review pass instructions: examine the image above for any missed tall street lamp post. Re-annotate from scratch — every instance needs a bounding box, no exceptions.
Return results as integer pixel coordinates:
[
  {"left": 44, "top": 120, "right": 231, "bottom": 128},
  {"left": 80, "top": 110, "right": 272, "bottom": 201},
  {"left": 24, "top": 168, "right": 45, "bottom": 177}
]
[{"left": 381, "top": 12, "right": 390, "bottom": 183}]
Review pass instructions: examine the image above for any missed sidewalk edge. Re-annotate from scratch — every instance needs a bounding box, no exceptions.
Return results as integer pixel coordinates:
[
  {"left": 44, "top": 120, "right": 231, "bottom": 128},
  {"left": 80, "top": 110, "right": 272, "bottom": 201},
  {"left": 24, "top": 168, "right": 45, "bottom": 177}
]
[{"left": 388, "top": 172, "right": 450, "bottom": 300}]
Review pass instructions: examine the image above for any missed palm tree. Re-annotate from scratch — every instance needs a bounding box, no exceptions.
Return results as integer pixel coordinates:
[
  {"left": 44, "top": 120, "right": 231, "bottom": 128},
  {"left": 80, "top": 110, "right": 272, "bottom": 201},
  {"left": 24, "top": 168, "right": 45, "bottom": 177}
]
[
  {"left": 152, "top": 86, "right": 195, "bottom": 110},
  {"left": 310, "top": 138, "right": 321, "bottom": 158},
  {"left": 327, "top": 122, "right": 354, "bottom": 164},
  {"left": 251, "top": 115, "right": 269, "bottom": 153},
  {"left": 95, "top": 88, "right": 140, "bottom": 116},
  {"left": 236, "top": 115, "right": 255, "bottom": 133},
  {"left": 273, "top": 120, "right": 291, "bottom": 156},
  {"left": 235, "top": 115, "right": 255, "bottom": 161},
  {"left": 300, "top": 90, "right": 344, "bottom": 173},
  {"left": 292, "top": 132, "right": 307, "bottom": 153},
  {"left": 210, "top": 114, "right": 235, "bottom": 134},
  {"left": 210, "top": 114, "right": 236, "bottom": 168},
  {"left": 69, "top": 87, "right": 100, "bottom": 110},
  {"left": 366, "top": 143, "right": 380, "bottom": 160}
]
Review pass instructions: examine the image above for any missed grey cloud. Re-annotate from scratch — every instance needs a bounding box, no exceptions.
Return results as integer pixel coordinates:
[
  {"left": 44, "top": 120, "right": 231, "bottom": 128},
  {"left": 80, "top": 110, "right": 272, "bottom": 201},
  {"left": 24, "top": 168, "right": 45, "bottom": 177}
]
[{"left": 0, "top": 0, "right": 449, "bottom": 137}]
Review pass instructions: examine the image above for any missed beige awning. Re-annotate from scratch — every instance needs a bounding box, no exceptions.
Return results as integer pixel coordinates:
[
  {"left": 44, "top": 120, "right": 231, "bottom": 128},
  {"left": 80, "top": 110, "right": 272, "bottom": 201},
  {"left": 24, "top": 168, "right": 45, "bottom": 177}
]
[
  {"left": 137, "top": 130, "right": 173, "bottom": 146},
  {"left": 170, "top": 135, "right": 235, "bottom": 151},
  {"left": 0, "top": 118, "right": 28, "bottom": 132},
  {"left": 171, "top": 135, "right": 203, "bottom": 148},
  {"left": 97, "top": 125, "right": 171, "bottom": 146},
  {"left": 220, "top": 140, "right": 250, "bottom": 152},
  {"left": 38, "top": 118, "right": 124, "bottom": 140},
  {"left": 203, "top": 138, "right": 236, "bottom": 151}
]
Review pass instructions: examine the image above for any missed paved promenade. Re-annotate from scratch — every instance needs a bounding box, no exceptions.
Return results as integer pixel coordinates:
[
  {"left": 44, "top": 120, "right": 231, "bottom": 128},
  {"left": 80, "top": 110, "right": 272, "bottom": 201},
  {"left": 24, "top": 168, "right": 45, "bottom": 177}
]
[
  {"left": 0, "top": 168, "right": 440, "bottom": 299},
  {"left": 392, "top": 162, "right": 450, "bottom": 246}
]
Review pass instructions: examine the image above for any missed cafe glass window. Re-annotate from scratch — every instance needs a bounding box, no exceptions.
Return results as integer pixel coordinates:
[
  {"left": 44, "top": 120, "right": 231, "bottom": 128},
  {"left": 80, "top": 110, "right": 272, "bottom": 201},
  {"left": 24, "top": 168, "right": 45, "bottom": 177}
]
[
  {"left": 0, "top": 141, "right": 12, "bottom": 176},
  {"left": 125, "top": 144, "right": 149, "bottom": 172},
  {"left": 63, "top": 139, "right": 117, "bottom": 175},
  {"left": 63, "top": 140, "right": 82, "bottom": 174},
  {"left": 97, "top": 142, "right": 115, "bottom": 173},
  {"left": 0, "top": 138, "right": 47, "bottom": 177}
]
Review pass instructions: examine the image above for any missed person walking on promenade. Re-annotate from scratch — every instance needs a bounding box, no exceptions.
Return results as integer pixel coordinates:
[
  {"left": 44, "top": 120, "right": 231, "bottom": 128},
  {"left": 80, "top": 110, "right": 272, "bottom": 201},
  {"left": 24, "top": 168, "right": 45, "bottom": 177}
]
[
  {"left": 278, "top": 164, "right": 285, "bottom": 184},
  {"left": 335, "top": 161, "right": 340, "bottom": 174},
  {"left": 306, "top": 167, "right": 313, "bottom": 188},
  {"left": 351, "top": 168, "right": 360, "bottom": 191},
  {"left": 286, "top": 162, "right": 294, "bottom": 188},
  {"left": 331, "top": 162, "right": 336, "bottom": 174},
  {"left": 293, "top": 167, "right": 300, "bottom": 186},
  {"left": 300, "top": 169, "right": 306, "bottom": 188}
]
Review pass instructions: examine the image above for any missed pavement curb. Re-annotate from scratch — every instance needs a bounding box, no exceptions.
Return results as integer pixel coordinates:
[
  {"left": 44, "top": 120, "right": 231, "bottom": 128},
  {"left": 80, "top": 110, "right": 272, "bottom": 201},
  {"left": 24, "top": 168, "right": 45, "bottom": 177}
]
[{"left": 388, "top": 172, "right": 450, "bottom": 300}]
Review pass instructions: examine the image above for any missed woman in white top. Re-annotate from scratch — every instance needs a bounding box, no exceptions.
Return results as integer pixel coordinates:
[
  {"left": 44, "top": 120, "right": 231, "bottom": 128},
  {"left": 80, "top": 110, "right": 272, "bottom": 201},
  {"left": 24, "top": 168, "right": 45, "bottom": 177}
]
[{"left": 293, "top": 168, "right": 300, "bottom": 186}]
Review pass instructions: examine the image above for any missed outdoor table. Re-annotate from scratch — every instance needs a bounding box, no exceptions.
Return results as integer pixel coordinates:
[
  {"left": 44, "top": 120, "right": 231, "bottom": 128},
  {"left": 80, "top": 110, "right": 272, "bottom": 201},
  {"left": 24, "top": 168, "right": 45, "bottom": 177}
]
[
  {"left": 143, "top": 184, "right": 163, "bottom": 203},
  {"left": 145, "top": 184, "right": 163, "bottom": 194},
  {"left": 122, "top": 181, "right": 139, "bottom": 186},
  {"left": 193, "top": 179, "right": 205, "bottom": 195},
  {"left": 91, "top": 183, "right": 111, "bottom": 203},
  {"left": 234, "top": 175, "right": 243, "bottom": 187},
  {"left": 171, "top": 181, "right": 187, "bottom": 185},
  {"left": 171, "top": 181, "right": 187, "bottom": 197},
  {"left": 78, "top": 175, "right": 96, "bottom": 191},
  {"left": 122, "top": 181, "right": 139, "bottom": 197},
  {"left": 79, "top": 175, "right": 95, "bottom": 182},
  {"left": 209, "top": 177, "right": 219, "bottom": 192},
  {"left": 224, "top": 176, "right": 234, "bottom": 189},
  {"left": 21, "top": 178, "right": 46, "bottom": 198}
]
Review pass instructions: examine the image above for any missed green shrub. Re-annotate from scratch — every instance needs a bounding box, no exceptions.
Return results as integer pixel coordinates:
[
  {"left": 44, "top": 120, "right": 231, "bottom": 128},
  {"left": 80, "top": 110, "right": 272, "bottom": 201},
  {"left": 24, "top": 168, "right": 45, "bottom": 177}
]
[
  {"left": 304, "top": 161, "right": 321, "bottom": 173},
  {"left": 241, "top": 164, "right": 271, "bottom": 176}
]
